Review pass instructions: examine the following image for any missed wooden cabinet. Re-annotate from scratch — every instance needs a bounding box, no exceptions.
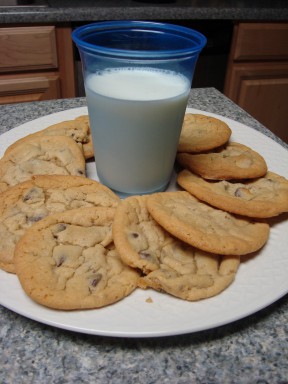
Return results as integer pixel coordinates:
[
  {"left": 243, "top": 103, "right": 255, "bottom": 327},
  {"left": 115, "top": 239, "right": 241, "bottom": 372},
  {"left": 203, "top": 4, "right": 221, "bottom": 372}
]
[
  {"left": 0, "top": 25, "right": 76, "bottom": 104},
  {"left": 224, "top": 23, "right": 288, "bottom": 143}
]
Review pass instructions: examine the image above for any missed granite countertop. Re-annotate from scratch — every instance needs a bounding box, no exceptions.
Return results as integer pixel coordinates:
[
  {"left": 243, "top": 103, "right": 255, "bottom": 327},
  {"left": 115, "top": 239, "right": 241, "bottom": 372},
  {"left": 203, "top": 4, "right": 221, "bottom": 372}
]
[
  {"left": 0, "top": 0, "right": 288, "bottom": 24},
  {"left": 0, "top": 88, "right": 287, "bottom": 383}
]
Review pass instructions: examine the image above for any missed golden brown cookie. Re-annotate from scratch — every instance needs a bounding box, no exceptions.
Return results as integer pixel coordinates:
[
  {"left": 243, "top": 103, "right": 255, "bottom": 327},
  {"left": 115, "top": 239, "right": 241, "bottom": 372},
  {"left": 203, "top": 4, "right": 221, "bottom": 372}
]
[
  {"left": 113, "top": 195, "right": 240, "bottom": 301},
  {"left": 14, "top": 207, "right": 139, "bottom": 310},
  {"left": 177, "top": 169, "right": 288, "bottom": 218},
  {"left": 178, "top": 113, "right": 232, "bottom": 153},
  {"left": 113, "top": 195, "right": 167, "bottom": 274},
  {"left": 141, "top": 253, "right": 240, "bottom": 301},
  {"left": 0, "top": 175, "right": 119, "bottom": 273},
  {"left": 4, "top": 115, "right": 93, "bottom": 160},
  {"left": 75, "top": 114, "right": 90, "bottom": 126},
  {"left": 73, "top": 114, "right": 93, "bottom": 158},
  {"left": 177, "top": 142, "right": 268, "bottom": 180},
  {"left": 0, "top": 135, "right": 86, "bottom": 193},
  {"left": 147, "top": 191, "right": 270, "bottom": 256}
]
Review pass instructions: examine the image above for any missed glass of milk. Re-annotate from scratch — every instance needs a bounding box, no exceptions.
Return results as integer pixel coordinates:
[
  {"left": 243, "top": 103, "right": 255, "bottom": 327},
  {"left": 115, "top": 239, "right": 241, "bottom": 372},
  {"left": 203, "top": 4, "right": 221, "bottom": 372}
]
[{"left": 72, "top": 21, "right": 206, "bottom": 196}]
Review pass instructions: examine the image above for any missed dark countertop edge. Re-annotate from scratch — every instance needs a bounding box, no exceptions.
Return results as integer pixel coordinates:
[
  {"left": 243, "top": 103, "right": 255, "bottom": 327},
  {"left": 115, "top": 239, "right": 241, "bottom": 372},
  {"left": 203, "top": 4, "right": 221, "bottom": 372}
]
[{"left": 0, "top": 6, "right": 288, "bottom": 23}]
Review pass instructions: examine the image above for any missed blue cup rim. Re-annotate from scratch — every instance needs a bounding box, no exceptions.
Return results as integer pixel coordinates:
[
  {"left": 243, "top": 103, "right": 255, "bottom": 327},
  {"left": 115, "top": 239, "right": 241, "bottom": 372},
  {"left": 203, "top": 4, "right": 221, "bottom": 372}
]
[{"left": 72, "top": 21, "right": 207, "bottom": 58}]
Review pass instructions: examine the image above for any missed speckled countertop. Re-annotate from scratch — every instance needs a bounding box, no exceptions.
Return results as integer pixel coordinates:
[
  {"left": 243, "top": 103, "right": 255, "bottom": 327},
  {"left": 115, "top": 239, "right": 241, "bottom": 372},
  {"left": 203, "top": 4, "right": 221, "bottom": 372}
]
[
  {"left": 0, "top": 0, "right": 288, "bottom": 24},
  {"left": 0, "top": 88, "right": 287, "bottom": 383}
]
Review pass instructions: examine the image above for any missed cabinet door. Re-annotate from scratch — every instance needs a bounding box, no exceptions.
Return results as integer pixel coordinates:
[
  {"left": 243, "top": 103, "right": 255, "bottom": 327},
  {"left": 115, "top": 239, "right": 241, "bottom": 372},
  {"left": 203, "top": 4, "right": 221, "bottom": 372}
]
[
  {"left": 0, "top": 25, "right": 76, "bottom": 103},
  {"left": 233, "top": 23, "right": 288, "bottom": 61},
  {"left": 225, "top": 62, "right": 288, "bottom": 143},
  {"left": 0, "top": 74, "right": 61, "bottom": 104},
  {"left": 0, "top": 26, "right": 58, "bottom": 72}
]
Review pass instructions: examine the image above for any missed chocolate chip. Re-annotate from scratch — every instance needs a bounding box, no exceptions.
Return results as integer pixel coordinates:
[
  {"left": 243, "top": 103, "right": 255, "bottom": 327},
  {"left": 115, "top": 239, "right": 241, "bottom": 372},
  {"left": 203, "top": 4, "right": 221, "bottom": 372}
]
[
  {"left": 90, "top": 273, "right": 102, "bottom": 287},
  {"left": 56, "top": 223, "right": 67, "bottom": 232},
  {"left": 22, "top": 188, "right": 39, "bottom": 202},
  {"left": 28, "top": 214, "right": 46, "bottom": 223},
  {"left": 234, "top": 187, "right": 251, "bottom": 198},
  {"left": 139, "top": 251, "right": 152, "bottom": 260},
  {"left": 56, "top": 255, "right": 66, "bottom": 267},
  {"left": 53, "top": 223, "right": 67, "bottom": 238},
  {"left": 234, "top": 188, "right": 243, "bottom": 197},
  {"left": 130, "top": 232, "right": 139, "bottom": 238}
]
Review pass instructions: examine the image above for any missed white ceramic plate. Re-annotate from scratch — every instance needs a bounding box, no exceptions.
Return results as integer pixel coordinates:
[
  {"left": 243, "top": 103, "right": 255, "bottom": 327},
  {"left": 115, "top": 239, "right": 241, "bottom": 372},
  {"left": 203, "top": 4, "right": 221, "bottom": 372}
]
[{"left": 0, "top": 107, "right": 287, "bottom": 338}]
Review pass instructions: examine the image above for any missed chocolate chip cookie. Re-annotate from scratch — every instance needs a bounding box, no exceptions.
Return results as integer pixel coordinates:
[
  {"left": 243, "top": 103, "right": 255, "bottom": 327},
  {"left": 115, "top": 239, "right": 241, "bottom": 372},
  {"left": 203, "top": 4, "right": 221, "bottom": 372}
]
[
  {"left": 113, "top": 195, "right": 240, "bottom": 301},
  {"left": 178, "top": 169, "right": 288, "bottom": 218},
  {"left": 0, "top": 135, "right": 86, "bottom": 193},
  {"left": 15, "top": 207, "right": 139, "bottom": 310},
  {"left": 178, "top": 113, "right": 232, "bottom": 153},
  {"left": 5, "top": 115, "right": 93, "bottom": 160},
  {"left": 177, "top": 142, "right": 268, "bottom": 180},
  {"left": 147, "top": 191, "right": 270, "bottom": 256},
  {"left": 0, "top": 175, "right": 119, "bottom": 273}
]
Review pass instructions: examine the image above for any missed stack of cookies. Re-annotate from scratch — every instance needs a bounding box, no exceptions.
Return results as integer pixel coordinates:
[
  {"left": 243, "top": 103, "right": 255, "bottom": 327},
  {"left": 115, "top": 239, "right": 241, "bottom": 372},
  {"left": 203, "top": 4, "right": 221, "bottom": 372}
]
[
  {"left": 0, "top": 116, "right": 92, "bottom": 193},
  {"left": 0, "top": 112, "right": 287, "bottom": 311},
  {"left": 176, "top": 114, "right": 288, "bottom": 219}
]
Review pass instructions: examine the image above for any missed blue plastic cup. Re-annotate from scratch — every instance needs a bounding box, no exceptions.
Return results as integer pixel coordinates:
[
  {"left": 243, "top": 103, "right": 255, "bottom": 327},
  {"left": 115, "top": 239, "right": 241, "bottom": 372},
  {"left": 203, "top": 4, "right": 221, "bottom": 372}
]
[{"left": 72, "top": 21, "right": 206, "bottom": 195}]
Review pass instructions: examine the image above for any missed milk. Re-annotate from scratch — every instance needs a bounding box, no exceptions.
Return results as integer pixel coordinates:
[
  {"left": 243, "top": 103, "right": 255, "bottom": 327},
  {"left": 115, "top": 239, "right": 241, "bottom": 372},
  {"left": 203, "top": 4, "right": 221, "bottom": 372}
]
[{"left": 85, "top": 68, "right": 190, "bottom": 195}]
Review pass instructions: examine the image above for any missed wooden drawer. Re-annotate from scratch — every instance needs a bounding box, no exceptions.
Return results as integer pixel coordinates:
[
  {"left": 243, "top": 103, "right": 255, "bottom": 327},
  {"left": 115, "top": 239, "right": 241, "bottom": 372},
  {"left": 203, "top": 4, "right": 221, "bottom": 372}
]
[
  {"left": 0, "top": 26, "right": 58, "bottom": 73},
  {"left": 233, "top": 23, "right": 288, "bottom": 61},
  {"left": 0, "top": 73, "right": 61, "bottom": 104}
]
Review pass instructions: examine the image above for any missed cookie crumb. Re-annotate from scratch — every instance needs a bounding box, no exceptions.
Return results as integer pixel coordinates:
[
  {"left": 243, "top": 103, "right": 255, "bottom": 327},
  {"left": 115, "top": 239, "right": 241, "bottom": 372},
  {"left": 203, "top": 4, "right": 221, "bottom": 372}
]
[{"left": 146, "top": 297, "right": 153, "bottom": 303}]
